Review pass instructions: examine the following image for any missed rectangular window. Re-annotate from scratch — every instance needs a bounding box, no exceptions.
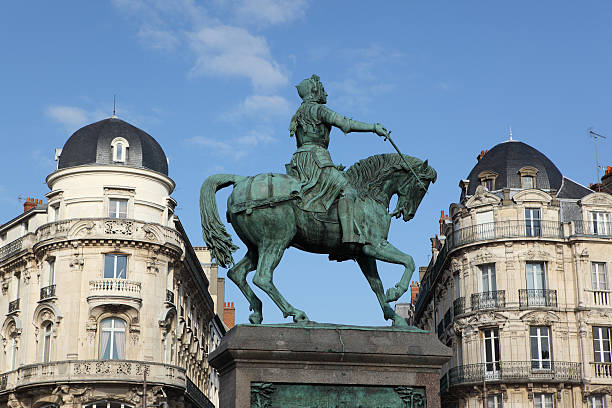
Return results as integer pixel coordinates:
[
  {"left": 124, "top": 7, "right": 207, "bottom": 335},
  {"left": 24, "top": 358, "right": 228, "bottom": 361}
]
[
  {"left": 522, "top": 175, "right": 534, "bottom": 189},
  {"left": 592, "top": 262, "right": 609, "bottom": 291},
  {"left": 593, "top": 327, "right": 612, "bottom": 363},
  {"left": 480, "top": 264, "right": 497, "bottom": 292},
  {"left": 108, "top": 198, "right": 128, "bottom": 219},
  {"left": 530, "top": 326, "right": 552, "bottom": 370},
  {"left": 533, "top": 393, "right": 553, "bottom": 408},
  {"left": 104, "top": 254, "right": 127, "bottom": 279},
  {"left": 484, "top": 179, "right": 494, "bottom": 191},
  {"left": 487, "top": 395, "right": 503, "bottom": 408},
  {"left": 591, "top": 211, "right": 611, "bottom": 235},
  {"left": 525, "top": 208, "right": 542, "bottom": 237},
  {"left": 526, "top": 262, "right": 546, "bottom": 290},
  {"left": 482, "top": 328, "right": 500, "bottom": 375},
  {"left": 476, "top": 210, "right": 495, "bottom": 240},
  {"left": 588, "top": 395, "right": 605, "bottom": 408},
  {"left": 48, "top": 259, "right": 55, "bottom": 286},
  {"left": 454, "top": 274, "right": 461, "bottom": 299}
]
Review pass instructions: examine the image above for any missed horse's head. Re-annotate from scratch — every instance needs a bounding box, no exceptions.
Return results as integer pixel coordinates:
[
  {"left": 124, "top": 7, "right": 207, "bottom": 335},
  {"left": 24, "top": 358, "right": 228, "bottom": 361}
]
[{"left": 391, "top": 159, "right": 437, "bottom": 222}]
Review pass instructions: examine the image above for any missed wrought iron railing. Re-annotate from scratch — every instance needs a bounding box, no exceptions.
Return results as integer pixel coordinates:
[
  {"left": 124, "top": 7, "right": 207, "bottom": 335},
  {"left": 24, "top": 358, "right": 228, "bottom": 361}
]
[
  {"left": 449, "top": 220, "right": 563, "bottom": 248},
  {"left": 592, "top": 362, "right": 612, "bottom": 378},
  {"left": 573, "top": 220, "right": 612, "bottom": 237},
  {"left": 453, "top": 297, "right": 465, "bottom": 317},
  {"left": 166, "top": 289, "right": 175, "bottom": 304},
  {"left": 40, "top": 284, "right": 56, "bottom": 300},
  {"left": 519, "top": 289, "right": 557, "bottom": 308},
  {"left": 0, "top": 237, "right": 24, "bottom": 261},
  {"left": 471, "top": 290, "right": 505, "bottom": 311},
  {"left": 8, "top": 298, "right": 20, "bottom": 313},
  {"left": 448, "top": 361, "right": 582, "bottom": 386},
  {"left": 444, "top": 308, "right": 451, "bottom": 328}
]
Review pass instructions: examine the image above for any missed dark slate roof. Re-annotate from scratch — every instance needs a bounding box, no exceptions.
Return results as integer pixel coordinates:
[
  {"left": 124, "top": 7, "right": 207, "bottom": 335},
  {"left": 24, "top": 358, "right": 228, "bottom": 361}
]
[
  {"left": 557, "top": 177, "right": 592, "bottom": 199},
  {"left": 58, "top": 117, "right": 168, "bottom": 175},
  {"left": 465, "top": 140, "right": 562, "bottom": 196}
]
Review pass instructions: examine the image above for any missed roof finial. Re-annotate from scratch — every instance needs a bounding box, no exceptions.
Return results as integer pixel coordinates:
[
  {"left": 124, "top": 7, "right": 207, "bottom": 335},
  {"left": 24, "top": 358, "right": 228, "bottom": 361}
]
[
  {"left": 112, "top": 95, "right": 117, "bottom": 118},
  {"left": 509, "top": 126, "right": 513, "bottom": 141}
]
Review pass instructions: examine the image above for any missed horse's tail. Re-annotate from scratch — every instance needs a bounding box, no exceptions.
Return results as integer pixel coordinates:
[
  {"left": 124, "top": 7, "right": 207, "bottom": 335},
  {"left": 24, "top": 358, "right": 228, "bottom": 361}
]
[{"left": 200, "top": 174, "right": 246, "bottom": 268}]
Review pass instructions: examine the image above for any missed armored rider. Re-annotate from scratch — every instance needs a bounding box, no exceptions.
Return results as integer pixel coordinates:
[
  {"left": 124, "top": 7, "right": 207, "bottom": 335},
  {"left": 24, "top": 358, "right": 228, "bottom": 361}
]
[{"left": 288, "top": 74, "right": 388, "bottom": 244}]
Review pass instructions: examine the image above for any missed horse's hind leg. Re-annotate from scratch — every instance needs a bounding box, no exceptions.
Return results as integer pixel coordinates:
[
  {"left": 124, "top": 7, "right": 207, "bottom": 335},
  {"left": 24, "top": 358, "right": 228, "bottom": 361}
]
[
  {"left": 356, "top": 256, "right": 402, "bottom": 326},
  {"left": 363, "top": 240, "right": 416, "bottom": 304},
  {"left": 252, "top": 242, "right": 309, "bottom": 323},
  {"left": 227, "top": 250, "right": 263, "bottom": 324}
]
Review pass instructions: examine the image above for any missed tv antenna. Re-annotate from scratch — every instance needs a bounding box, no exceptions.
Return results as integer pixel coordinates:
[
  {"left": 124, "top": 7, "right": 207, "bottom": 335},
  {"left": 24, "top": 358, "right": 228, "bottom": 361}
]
[
  {"left": 112, "top": 95, "right": 117, "bottom": 118},
  {"left": 589, "top": 128, "right": 607, "bottom": 191}
]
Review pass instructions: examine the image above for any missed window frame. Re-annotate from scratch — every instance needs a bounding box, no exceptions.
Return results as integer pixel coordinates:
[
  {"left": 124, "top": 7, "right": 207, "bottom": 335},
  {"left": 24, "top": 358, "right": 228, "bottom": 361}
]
[
  {"left": 588, "top": 394, "right": 606, "bottom": 408},
  {"left": 99, "top": 317, "right": 127, "bottom": 361},
  {"left": 42, "top": 321, "right": 53, "bottom": 363},
  {"left": 487, "top": 394, "right": 503, "bottom": 408},
  {"left": 480, "top": 264, "right": 497, "bottom": 292},
  {"left": 482, "top": 328, "right": 500, "bottom": 375},
  {"left": 592, "top": 262, "right": 609, "bottom": 291},
  {"left": 525, "top": 207, "right": 542, "bottom": 237},
  {"left": 526, "top": 262, "right": 547, "bottom": 290},
  {"left": 530, "top": 326, "right": 552, "bottom": 370},
  {"left": 591, "top": 211, "right": 611, "bottom": 236},
  {"left": 593, "top": 326, "right": 612, "bottom": 363},
  {"left": 104, "top": 253, "right": 128, "bottom": 279},
  {"left": 110, "top": 137, "right": 130, "bottom": 163},
  {"left": 533, "top": 393, "right": 554, "bottom": 408},
  {"left": 108, "top": 198, "right": 128, "bottom": 219}
]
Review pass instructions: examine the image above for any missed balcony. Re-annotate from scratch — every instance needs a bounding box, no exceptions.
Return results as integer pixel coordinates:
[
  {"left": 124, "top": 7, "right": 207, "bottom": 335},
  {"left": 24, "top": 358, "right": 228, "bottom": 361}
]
[
  {"left": 453, "top": 297, "right": 465, "bottom": 317},
  {"left": 40, "top": 284, "right": 56, "bottom": 300},
  {"left": 471, "top": 291, "right": 505, "bottom": 311},
  {"left": 8, "top": 299, "right": 19, "bottom": 314},
  {"left": 449, "top": 220, "right": 563, "bottom": 248},
  {"left": 592, "top": 362, "right": 612, "bottom": 379},
  {"left": 588, "top": 290, "right": 611, "bottom": 307},
  {"left": 519, "top": 289, "right": 557, "bottom": 308},
  {"left": 573, "top": 220, "right": 612, "bottom": 237},
  {"left": 0, "top": 237, "right": 23, "bottom": 262},
  {"left": 88, "top": 279, "right": 142, "bottom": 310},
  {"left": 0, "top": 360, "right": 186, "bottom": 393},
  {"left": 166, "top": 289, "right": 175, "bottom": 304},
  {"left": 448, "top": 361, "right": 582, "bottom": 387}
]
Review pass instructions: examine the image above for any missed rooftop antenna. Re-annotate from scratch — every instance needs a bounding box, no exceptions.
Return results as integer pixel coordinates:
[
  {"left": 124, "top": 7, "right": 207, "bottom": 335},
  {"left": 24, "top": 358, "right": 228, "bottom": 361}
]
[
  {"left": 509, "top": 126, "right": 513, "bottom": 141},
  {"left": 589, "top": 128, "right": 607, "bottom": 191},
  {"left": 112, "top": 95, "right": 117, "bottom": 118}
]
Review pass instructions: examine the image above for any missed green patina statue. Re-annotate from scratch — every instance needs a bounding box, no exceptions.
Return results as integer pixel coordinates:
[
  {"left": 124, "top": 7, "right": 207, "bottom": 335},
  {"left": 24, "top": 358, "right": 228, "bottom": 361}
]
[{"left": 200, "top": 75, "right": 436, "bottom": 327}]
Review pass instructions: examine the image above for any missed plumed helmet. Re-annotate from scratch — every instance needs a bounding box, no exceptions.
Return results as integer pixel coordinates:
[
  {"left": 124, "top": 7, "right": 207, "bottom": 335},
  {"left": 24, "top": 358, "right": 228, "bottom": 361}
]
[{"left": 296, "top": 74, "right": 323, "bottom": 102}]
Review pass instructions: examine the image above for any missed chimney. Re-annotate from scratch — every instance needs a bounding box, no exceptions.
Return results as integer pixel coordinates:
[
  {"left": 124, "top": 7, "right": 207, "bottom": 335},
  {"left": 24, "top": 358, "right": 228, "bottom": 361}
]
[
  {"left": 23, "top": 197, "right": 39, "bottom": 213},
  {"left": 601, "top": 165, "right": 612, "bottom": 193},
  {"left": 410, "top": 281, "right": 420, "bottom": 305},
  {"left": 223, "top": 301, "right": 235, "bottom": 329},
  {"left": 476, "top": 149, "right": 489, "bottom": 162},
  {"left": 419, "top": 266, "right": 428, "bottom": 281}
]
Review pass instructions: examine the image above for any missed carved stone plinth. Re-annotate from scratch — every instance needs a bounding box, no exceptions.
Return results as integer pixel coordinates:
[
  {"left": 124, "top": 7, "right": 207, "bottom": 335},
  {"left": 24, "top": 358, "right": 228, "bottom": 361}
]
[{"left": 208, "top": 323, "right": 451, "bottom": 407}]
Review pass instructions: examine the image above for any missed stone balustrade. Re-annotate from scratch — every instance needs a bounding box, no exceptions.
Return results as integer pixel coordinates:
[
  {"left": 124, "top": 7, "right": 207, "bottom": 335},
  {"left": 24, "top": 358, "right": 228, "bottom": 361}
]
[
  {"left": 90, "top": 279, "right": 142, "bottom": 297},
  {"left": 35, "top": 218, "right": 183, "bottom": 249},
  {"left": 0, "top": 360, "right": 186, "bottom": 392}
]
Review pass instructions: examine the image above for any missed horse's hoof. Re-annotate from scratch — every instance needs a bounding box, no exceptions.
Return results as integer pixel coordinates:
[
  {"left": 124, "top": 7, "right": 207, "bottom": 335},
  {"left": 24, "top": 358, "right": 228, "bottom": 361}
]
[
  {"left": 292, "top": 311, "right": 309, "bottom": 323},
  {"left": 385, "top": 287, "right": 401, "bottom": 302},
  {"left": 249, "top": 313, "right": 263, "bottom": 324},
  {"left": 392, "top": 315, "right": 409, "bottom": 328}
]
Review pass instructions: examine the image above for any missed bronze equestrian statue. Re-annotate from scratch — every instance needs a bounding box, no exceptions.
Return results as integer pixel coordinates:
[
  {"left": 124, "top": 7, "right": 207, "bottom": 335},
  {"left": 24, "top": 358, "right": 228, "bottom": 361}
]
[{"left": 200, "top": 75, "right": 436, "bottom": 327}]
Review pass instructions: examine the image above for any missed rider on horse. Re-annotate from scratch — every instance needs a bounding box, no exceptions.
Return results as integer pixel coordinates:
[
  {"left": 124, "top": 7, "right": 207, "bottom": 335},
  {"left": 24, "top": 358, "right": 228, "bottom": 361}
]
[{"left": 288, "top": 75, "right": 389, "bottom": 244}]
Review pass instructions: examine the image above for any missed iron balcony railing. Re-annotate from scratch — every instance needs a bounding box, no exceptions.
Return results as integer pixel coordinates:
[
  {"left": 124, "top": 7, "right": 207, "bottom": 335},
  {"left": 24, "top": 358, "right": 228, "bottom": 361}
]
[
  {"left": 519, "top": 289, "right": 558, "bottom": 308},
  {"left": 448, "top": 361, "right": 582, "bottom": 387},
  {"left": 40, "top": 284, "right": 56, "bottom": 300},
  {"left": 449, "top": 220, "right": 563, "bottom": 248},
  {"left": 573, "top": 220, "right": 612, "bottom": 237},
  {"left": 471, "top": 290, "right": 506, "bottom": 311},
  {"left": 453, "top": 297, "right": 465, "bottom": 317},
  {"left": 8, "top": 298, "right": 19, "bottom": 314},
  {"left": 166, "top": 289, "right": 175, "bottom": 304},
  {"left": 0, "top": 237, "right": 24, "bottom": 262},
  {"left": 444, "top": 308, "right": 452, "bottom": 328}
]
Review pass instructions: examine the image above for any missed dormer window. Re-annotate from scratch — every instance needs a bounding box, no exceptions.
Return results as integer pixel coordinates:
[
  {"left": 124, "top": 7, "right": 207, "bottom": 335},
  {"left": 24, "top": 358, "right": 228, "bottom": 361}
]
[
  {"left": 518, "top": 166, "right": 538, "bottom": 189},
  {"left": 110, "top": 137, "right": 129, "bottom": 163},
  {"left": 478, "top": 171, "right": 498, "bottom": 192}
]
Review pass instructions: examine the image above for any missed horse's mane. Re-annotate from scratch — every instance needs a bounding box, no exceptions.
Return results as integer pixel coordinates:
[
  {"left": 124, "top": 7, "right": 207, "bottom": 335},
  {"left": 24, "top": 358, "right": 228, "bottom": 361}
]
[{"left": 345, "top": 153, "right": 436, "bottom": 201}]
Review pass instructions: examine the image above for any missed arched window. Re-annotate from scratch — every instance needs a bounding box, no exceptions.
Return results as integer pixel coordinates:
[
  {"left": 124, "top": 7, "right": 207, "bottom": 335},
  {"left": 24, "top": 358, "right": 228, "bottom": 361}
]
[
  {"left": 42, "top": 321, "right": 53, "bottom": 362},
  {"left": 84, "top": 402, "right": 134, "bottom": 408},
  {"left": 100, "top": 318, "right": 126, "bottom": 360},
  {"left": 110, "top": 137, "right": 129, "bottom": 163}
]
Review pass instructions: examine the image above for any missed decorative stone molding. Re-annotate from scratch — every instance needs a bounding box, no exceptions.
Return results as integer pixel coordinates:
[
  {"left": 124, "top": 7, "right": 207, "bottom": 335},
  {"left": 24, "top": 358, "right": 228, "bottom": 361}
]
[
  {"left": 579, "top": 192, "right": 612, "bottom": 208},
  {"left": 466, "top": 311, "right": 509, "bottom": 329},
  {"left": 512, "top": 189, "right": 552, "bottom": 205},
  {"left": 465, "top": 185, "right": 501, "bottom": 209},
  {"left": 519, "top": 310, "right": 560, "bottom": 326},
  {"left": 470, "top": 248, "right": 495, "bottom": 265}
]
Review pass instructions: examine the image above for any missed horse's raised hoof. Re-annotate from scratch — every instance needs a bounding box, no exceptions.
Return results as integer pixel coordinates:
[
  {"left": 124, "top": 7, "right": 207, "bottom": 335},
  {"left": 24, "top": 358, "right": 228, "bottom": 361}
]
[
  {"left": 385, "top": 286, "right": 402, "bottom": 303},
  {"left": 249, "top": 312, "right": 263, "bottom": 325},
  {"left": 392, "top": 315, "right": 410, "bottom": 328},
  {"left": 292, "top": 310, "right": 309, "bottom": 323}
]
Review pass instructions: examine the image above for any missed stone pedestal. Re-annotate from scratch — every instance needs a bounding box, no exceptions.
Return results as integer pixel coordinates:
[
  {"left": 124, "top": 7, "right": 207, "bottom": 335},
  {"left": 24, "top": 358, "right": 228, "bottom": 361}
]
[{"left": 208, "top": 324, "right": 451, "bottom": 407}]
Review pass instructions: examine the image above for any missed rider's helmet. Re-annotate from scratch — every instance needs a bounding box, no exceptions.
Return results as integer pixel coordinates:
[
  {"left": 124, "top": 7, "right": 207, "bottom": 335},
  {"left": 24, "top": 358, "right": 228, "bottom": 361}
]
[{"left": 296, "top": 75, "right": 324, "bottom": 102}]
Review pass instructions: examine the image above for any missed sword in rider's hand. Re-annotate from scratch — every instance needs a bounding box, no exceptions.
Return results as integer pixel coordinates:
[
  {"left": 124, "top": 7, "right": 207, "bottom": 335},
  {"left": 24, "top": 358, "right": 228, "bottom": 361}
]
[{"left": 381, "top": 130, "right": 428, "bottom": 193}]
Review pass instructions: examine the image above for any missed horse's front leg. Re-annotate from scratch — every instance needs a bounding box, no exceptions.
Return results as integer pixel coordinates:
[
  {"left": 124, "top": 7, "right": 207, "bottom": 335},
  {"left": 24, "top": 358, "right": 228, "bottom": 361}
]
[
  {"left": 356, "top": 256, "right": 397, "bottom": 322},
  {"left": 227, "top": 249, "right": 263, "bottom": 324},
  {"left": 363, "top": 240, "right": 415, "bottom": 303},
  {"left": 252, "top": 241, "right": 309, "bottom": 323}
]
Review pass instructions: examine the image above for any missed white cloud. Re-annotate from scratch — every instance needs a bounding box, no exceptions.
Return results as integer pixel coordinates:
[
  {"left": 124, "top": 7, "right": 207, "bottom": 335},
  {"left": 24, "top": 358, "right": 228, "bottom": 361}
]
[
  {"left": 223, "top": 94, "right": 290, "bottom": 120},
  {"left": 138, "top": 25, "right": 180, "bottom": 51},
  {"left": 189, "top": 25, "right": 288, "bottom": 90},
  {"left": 234, "top": 0, "right": 308, "bottom": 25},
  {"left": 186, "top": 129, "right": 276, "bottom": 160},
  {"left": 45, "top": 106, "right": 90, "bottom": 130}
]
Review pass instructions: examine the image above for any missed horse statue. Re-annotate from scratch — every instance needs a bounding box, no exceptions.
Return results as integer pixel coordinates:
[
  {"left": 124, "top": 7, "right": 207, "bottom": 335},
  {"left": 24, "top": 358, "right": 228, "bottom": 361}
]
[{"left": 200, "top": 153, "right": 436, "bottom": 327}]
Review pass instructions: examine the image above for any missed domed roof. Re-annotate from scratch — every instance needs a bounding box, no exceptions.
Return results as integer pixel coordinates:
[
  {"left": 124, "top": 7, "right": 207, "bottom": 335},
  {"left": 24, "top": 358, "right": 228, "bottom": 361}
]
[
  {"left": 58, "top": 117, "right": 168, "bottom": 175},
  {"left": 465, "top": 140, "right": 562, "bottom": 196}
]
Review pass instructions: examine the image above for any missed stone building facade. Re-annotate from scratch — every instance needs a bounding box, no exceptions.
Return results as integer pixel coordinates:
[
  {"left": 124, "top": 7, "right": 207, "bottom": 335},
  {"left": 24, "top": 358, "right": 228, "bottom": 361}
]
[
  {"left": 413, "top": 139, "right": 612, "bottom": 408},
  {"left": 0, "top": 117, "right": 225, "bottom": 408}
]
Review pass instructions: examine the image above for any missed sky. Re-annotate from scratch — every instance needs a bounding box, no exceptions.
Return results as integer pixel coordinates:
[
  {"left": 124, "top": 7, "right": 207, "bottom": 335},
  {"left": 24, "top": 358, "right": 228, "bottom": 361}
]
[{"left": 1, "top": 1, "right": 611, "bottom": 326}]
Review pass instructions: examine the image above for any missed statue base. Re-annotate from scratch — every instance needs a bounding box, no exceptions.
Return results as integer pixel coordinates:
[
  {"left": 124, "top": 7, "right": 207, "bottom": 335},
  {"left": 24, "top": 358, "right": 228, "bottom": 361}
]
[{"left": 208, "top": 323, "right": 451, "bottom": 407}]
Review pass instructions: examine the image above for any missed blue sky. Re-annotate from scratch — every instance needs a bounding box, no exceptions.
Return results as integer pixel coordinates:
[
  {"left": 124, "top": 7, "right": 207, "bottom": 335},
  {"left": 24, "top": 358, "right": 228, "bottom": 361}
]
[{"left": 1, "top": 1, "right": 611, "bottom": 326}]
